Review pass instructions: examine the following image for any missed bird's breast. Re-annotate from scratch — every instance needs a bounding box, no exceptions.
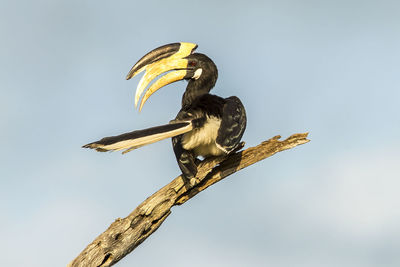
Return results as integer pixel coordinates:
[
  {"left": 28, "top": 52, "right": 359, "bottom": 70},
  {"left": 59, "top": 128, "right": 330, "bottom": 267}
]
[{"left": 181, "top": 116, "right": 226, "bottom": 157}]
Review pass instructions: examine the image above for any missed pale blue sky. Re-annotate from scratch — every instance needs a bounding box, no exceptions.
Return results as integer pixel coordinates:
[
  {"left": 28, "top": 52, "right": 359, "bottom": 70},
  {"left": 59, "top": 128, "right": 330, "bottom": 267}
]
[{"left": 1, "top": 1, "right": 400, "bottom": 266}]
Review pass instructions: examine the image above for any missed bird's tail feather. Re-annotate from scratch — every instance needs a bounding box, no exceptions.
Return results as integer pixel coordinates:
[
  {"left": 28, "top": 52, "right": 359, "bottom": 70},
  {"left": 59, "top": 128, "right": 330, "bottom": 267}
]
[{"left": 83, "top": 121, "right": 193, "bottom": 154}]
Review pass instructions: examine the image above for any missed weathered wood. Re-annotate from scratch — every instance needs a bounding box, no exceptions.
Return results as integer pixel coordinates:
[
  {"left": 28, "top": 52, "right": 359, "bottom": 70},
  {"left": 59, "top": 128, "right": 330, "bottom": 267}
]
[{"left": 69, "top": 133, "right": 310, "bottom": 267}]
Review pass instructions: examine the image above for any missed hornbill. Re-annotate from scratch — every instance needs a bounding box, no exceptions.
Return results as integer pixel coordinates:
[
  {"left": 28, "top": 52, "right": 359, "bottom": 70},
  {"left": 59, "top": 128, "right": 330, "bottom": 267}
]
[{"left": 83, "top": 42, "right": 247, "bottom": 180}]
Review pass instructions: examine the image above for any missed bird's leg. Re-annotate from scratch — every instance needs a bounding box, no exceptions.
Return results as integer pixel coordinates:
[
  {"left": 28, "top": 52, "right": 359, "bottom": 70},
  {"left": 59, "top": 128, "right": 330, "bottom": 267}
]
[{"left": 172, "top": 136, "right": 198, "bottom": 185}]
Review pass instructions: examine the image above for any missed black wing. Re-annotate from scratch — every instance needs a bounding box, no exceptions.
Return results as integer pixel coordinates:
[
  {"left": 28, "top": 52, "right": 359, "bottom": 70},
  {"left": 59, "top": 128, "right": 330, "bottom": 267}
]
[{"left": 216, "top": 96, "right": 247, "bottom": 153}]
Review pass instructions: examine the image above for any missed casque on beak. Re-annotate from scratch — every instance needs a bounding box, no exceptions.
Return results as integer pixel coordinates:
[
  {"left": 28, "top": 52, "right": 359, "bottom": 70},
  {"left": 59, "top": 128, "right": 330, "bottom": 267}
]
[{"left": 126, "top": 42, "right": 198, "bottom": 111}]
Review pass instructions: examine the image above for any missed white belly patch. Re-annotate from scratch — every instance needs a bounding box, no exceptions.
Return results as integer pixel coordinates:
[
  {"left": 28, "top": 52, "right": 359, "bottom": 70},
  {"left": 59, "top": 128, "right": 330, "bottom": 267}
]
[{"left": 181, "top": 116, "right": 226, "bottom": 157}]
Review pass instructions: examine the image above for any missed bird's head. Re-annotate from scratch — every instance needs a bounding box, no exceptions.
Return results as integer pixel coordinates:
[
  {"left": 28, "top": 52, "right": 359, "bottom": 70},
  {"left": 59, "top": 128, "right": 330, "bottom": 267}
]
[{"left": 126, "top": 42, "right": 218, "bottom": 111}]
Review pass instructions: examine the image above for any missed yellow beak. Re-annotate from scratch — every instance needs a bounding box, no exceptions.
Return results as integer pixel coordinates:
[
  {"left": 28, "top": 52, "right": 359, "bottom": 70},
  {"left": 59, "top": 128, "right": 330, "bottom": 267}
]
[{"left": 126, "top": 42, "right": 197, "bottom": 111}]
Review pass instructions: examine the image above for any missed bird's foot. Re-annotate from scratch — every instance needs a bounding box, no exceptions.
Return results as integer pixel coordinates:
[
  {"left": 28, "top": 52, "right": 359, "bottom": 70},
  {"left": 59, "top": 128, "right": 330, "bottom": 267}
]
[{"left": 181, "top": 168, "right": 199, "bottom": 188}]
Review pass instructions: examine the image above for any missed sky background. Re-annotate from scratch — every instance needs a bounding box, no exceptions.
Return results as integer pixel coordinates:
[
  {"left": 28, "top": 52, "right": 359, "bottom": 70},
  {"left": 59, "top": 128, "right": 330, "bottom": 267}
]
[{"left": 1, "top": 0, "right": 400, "bottom": 266}]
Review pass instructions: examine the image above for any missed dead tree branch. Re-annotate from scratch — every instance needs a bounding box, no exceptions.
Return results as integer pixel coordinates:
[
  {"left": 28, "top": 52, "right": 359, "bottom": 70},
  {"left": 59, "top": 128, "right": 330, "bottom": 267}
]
[{"left": 69, "top": 133, "right": 310, "bottom": 267}]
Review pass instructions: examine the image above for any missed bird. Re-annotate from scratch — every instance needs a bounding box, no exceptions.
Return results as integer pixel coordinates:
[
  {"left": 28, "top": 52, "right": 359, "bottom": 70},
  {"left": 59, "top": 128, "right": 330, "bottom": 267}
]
[{"left": 83, "top": 42, "right": 247, "bottom": 180}]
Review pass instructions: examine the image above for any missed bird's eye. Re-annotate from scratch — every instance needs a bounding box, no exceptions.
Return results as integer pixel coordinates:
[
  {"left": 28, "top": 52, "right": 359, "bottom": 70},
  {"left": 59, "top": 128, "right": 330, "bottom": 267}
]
[{"left": 189, "top": 61, "right": 197, "bottom": 67}]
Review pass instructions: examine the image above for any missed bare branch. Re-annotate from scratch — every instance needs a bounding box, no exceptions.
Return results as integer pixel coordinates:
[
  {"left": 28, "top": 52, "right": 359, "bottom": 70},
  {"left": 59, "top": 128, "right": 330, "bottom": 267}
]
[{"left": 68, "top": 133, "right": 310, "bottom": 267}]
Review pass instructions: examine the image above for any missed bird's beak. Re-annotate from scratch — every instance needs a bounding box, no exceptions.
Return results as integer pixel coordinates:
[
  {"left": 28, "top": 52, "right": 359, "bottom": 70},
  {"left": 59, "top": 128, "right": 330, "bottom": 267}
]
[{"left": 126, "top": 42, "right": 198, "bottom": 111}]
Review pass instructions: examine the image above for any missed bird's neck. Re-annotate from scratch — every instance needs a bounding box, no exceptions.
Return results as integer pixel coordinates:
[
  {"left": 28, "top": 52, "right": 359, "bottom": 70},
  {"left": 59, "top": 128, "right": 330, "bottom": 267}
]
[{"left": 182, "top": 79, "right": 213, "bottom": 108}]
